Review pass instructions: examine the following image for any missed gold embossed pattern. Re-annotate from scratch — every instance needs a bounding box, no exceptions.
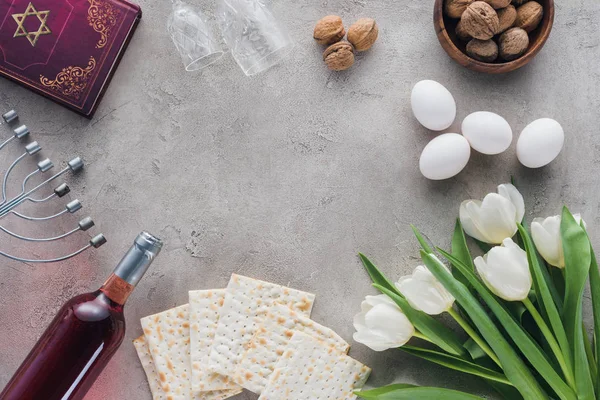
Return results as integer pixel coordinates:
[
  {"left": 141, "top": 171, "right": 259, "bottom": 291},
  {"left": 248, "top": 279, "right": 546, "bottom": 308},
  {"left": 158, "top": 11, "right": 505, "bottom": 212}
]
[
  {"left": 87, "top": 0, "right": 120, "bottom": 49},
  {"left": 39, "top": 57, "right": 96, "bottom": 100}
]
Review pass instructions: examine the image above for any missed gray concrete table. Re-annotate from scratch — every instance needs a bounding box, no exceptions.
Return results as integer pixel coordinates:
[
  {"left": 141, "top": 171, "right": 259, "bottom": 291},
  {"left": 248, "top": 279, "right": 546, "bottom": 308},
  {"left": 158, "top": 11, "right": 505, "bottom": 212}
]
[{"left": 1, "top": 0, "right": 599, "bottom": 398}]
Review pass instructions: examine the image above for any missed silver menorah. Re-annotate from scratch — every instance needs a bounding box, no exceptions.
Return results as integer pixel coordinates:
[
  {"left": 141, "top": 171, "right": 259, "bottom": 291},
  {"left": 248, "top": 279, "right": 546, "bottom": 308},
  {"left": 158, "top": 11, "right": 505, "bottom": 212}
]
[{"left": 0, "top": 110, "right": 106, "bottom": 263}]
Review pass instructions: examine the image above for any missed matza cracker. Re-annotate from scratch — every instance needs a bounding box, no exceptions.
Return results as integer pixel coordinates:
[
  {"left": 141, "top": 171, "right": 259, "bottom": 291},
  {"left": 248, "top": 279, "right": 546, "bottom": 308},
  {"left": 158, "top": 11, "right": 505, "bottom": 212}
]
[
  {"left": 141, "top": 304, "right": 192, "bottom": 400},
  {"left": 189, "top": 290, "right": 241, "bottom": 392},
  {"left": 234, "top": 304, "right": 349, "bottom": 394},
  {"left": 259, "top": 331, "right": 371, "bottom": 400},
  {"left": 133, "top": 334, "right": 241, "bottom": 400},
  {"left": 140, "top": 304, "right": 242, "bottom": 400},
  {"left": 207, "top": 274, "right": 315, "bottom": 388},
  {"left": 134, "top": 335, "right": 166, "bottom": 400}
]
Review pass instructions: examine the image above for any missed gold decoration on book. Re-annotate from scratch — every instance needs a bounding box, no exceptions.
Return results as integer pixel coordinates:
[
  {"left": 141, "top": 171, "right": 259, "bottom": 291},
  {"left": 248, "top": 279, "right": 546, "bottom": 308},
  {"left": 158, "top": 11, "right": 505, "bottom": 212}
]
[
  {"left": 12, "top": 2, "right": 52, "bottom": 47},
  {"left": 87, "top": 0, "right": 120, "bottom": 49},
  {"left": 39, "top": 57, "right": 97, "bottom": 100}
]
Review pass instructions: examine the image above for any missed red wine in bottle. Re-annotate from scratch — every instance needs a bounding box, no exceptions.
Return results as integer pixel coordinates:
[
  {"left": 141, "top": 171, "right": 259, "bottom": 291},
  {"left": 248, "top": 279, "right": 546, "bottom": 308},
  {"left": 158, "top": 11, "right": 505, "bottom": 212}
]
[{"left": 0, "top": 232, "right": 163, "bottom": 400}]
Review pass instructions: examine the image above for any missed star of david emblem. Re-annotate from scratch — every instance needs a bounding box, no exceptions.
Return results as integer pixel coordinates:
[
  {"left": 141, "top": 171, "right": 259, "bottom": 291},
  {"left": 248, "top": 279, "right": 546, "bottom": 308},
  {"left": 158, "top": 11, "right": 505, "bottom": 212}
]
[{"left": 12, "top": 2, "right": 52, "bottom": 47}]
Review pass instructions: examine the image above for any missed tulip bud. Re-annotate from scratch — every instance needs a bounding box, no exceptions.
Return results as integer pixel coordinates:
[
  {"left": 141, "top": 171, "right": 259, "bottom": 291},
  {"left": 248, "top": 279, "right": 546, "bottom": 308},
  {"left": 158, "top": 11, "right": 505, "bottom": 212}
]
[
  {"left": 395, "top": 265, "right": 455, "bottom": 315},
  {"left": 531, "top": 214, "right": 585, "bottom": 268},
  {"left": 474, "top": 238, "right": 532, "bottom": 301},
  {"left": 460, "top": 183, "right": 525, "bottom": 244},
  {"left": 353, "top": 295, "right": 414, "bottom": 351}
]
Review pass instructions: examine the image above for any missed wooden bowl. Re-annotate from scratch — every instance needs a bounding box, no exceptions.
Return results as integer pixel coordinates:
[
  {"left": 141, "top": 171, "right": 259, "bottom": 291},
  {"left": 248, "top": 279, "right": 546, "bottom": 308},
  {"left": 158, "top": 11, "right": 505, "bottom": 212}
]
[{"left": 433, "top": 0, "right": 554, "bottom": 73}]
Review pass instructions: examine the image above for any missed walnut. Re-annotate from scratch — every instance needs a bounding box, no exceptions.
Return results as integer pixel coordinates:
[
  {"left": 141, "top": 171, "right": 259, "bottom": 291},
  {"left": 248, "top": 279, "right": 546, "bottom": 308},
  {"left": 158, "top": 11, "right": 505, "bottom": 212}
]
[
  {"left": 456, "top": 20, "right": 471, "bottom": 41},
  {"left": 499, "top": 27, "right": 529, "bottom": 60},
  {"left": 466, "top": 39, "right": 498, "bottom": 62},
  {"left": 515, "top": 1, "right": 543, "bottom": 32},
  {"left": 445, "top": 0, "right": 474, "bottom": 18},
  {"left": 496, "top": 5, "right": 517, "bottom": 33},
  {"left": 323, "top": 41, "right": 355, "bottom": 71},
  {"left": 483, "top": 0, "right": 511, "bottom": 9},
  {"left": 461, "top": 2, "right": 500, "bottom": 40},
  {"left": 347, "top": 18, "right": 378, "bottom": 51},
  {"left": 313, "top": 15, "right": 345, "bottom": 45}
]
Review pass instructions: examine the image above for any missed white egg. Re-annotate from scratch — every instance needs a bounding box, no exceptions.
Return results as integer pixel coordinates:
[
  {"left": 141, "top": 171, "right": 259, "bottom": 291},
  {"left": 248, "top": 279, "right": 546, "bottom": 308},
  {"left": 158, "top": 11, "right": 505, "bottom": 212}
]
[
  {"left": 517, "top": 118, "right": 564, "bottom": 168},
  {"left": 462, "top": 111, "right": 513, "bottom": 155},
  {"left": 411, "top": 80, "right": 457, "bottom": 131},
  {"left": 419, "top": 133, "right": 471, "bottom": 180}
]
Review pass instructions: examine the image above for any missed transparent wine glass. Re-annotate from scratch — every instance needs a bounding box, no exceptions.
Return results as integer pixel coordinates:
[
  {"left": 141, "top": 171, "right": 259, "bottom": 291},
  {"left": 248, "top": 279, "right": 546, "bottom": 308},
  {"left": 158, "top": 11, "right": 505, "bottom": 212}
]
[
  {"left": 167, "top": 0, "right": 225, "bottom": 71},
  {"left": 216, "top": 0, "right": 294, "bottom": 76}
]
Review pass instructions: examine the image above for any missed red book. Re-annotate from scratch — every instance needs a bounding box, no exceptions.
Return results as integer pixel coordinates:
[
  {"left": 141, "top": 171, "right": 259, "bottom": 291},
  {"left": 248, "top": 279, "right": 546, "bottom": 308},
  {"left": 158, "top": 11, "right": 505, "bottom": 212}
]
[{"left": 0, "top": 0, "right": 141, "bottom": 117}]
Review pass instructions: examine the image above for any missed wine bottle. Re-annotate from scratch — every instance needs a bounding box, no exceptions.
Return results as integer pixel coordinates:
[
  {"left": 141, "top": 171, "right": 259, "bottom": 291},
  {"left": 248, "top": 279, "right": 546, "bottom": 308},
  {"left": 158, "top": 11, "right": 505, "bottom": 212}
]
[{"left": 0, "top": 232, "right": 163, "bottom": 400}]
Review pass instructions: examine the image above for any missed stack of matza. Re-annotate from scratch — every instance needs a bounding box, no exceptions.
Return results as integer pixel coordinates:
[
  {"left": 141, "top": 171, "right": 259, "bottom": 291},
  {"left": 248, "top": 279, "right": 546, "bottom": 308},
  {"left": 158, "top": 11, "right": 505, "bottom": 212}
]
[{"left": 134, "top": 274, "right": 371, "bottom": 400}]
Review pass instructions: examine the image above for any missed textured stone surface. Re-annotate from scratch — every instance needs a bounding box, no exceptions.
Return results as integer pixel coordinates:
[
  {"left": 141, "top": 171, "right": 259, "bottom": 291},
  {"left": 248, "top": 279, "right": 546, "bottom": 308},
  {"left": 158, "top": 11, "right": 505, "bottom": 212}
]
[{"left": 0, "top": 0, "right": 599, "bottom": 399}]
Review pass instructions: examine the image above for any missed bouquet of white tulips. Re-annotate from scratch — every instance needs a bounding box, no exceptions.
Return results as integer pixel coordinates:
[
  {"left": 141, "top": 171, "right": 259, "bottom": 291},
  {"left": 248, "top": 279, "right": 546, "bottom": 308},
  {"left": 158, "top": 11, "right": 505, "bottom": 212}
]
[{"left": 355, "top": 183, "right": 600, "bottom": 400}]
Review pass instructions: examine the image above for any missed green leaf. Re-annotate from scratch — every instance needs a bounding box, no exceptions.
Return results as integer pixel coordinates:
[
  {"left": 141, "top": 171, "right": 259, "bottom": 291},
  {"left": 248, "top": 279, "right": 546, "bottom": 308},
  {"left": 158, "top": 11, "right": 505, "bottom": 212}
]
[
  {"left": 561, "top": 207, "right": 594, "bottom": 399},
  {"left": 486, "top": 380, "right": 524, "bottom": 400},
  {"left": 582, "top": 323, "right": 598, "bottom": 388},
  {"left": 582, "top": 232, "right": 599, "bottom": 390},
  {"left": 451, "top": 219, "right": 475, "bottom": 291},
  {"left": 399, "top": 345, "right": 510, "bottom": 385},
  {"left": 422, "top": 221, "right": 476, "bottom": 330},
  {"left": 356, "top": 384, "right": 416, "bottom": 397},
  {"left": 420, "top": 251, "right": 548, "bottom": 400},
  {"left": 374, "top": 284, "right": 466, "bottom": 357},
  {"left": 505, "top": 301, "right": 528, "bottom": 324},
  {"left": 411, "top": 225, "right": 434, "bottom": 254},
  {"left": 473, "top": 239, "right": 492, "bottom": 254},
  {"left": 357, "top": 385, "right": 483, "bottom": 399},
  {"left": 585, "top": 230, "right": 600, "bottom": 394},
  {"left": 548, "top": 264, "right": 566, "bottom": 307},
  {"left": 464, "top": 338, "right": 487, "bottom": 360},
  {"left": 359, "top": 253, "right": 399, "bottom": 296},
  {"left": 524, "top": 241, "right": 563, "bottom": 316},
  {"left": 517, "top": 224, "right": 573, "bottom": 386},
  {"left": 438, "top": 248, "right": 577, "bottom": 400}
]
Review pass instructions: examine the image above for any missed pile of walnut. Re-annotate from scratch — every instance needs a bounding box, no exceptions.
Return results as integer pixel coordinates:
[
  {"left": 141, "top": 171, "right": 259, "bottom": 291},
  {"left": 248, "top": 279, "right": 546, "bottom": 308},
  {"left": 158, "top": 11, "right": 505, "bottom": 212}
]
[
  {"left": 313, "top": 15, "right": 379, "bottom": 71},
  {"left": 446, "top": 0, "right": 543, "bottom": 62}
]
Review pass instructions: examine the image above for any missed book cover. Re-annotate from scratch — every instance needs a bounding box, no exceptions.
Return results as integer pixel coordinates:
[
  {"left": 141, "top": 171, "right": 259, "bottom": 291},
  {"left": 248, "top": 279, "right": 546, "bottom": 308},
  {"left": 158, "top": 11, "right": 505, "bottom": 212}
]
[{"left": 0, "top": 0, "right": 141, "bottom": 117}]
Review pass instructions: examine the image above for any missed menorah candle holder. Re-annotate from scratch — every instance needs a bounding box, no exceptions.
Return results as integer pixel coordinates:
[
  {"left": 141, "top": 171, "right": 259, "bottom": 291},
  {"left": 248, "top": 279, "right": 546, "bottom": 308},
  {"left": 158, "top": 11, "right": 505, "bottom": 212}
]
[{"left": 0, "top": 110, "right": 106, "bottom": 263}]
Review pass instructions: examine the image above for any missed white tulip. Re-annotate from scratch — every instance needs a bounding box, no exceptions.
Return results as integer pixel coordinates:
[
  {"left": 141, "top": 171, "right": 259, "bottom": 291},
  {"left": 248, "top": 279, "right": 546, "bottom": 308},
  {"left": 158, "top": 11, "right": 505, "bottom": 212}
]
[
  {"left": 460, "top": 183, "right": 525, "bottom": 244},
  {"left": 474, "top": 238, "right": 532, "bottom": 301},
  {"left": 531, "top": 214, "right": 584, "bottom": 268},
  {"left": 353, "top": 294, "right": 414, "bottom": 351},
  {"left": 395, "top": 265, "right": 455, "bottom": 315}
]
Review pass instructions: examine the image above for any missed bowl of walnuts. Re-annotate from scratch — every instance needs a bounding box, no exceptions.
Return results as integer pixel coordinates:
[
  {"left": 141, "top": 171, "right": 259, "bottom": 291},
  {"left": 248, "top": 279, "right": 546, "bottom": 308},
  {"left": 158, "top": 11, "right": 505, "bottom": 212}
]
[{"left": 434, "top": 0, "right": 554, "bottom": 73}]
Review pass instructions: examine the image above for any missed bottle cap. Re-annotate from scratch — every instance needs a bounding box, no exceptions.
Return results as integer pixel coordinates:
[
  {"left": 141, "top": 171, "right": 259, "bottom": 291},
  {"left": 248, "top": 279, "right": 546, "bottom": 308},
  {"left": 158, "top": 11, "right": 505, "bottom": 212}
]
[
  {"left": 135, "top": 231, "right": 164, "bottom": 254},
  {"left": 114, "top": 232, "right": 163, "bottom": 286}
]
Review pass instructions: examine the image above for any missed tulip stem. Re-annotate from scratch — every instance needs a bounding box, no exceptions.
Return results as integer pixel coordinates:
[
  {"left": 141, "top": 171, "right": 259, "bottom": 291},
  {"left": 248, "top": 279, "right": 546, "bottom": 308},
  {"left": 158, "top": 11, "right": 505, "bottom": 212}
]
[
  {"left": 447, "top": 307, "right": 501, "bottom": 368},
  {"left": 522, "top": 297, "right": 575, "bottom": 389},
  {"left": 413, "top": 331, "right": 433, "bottom": 343}
]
